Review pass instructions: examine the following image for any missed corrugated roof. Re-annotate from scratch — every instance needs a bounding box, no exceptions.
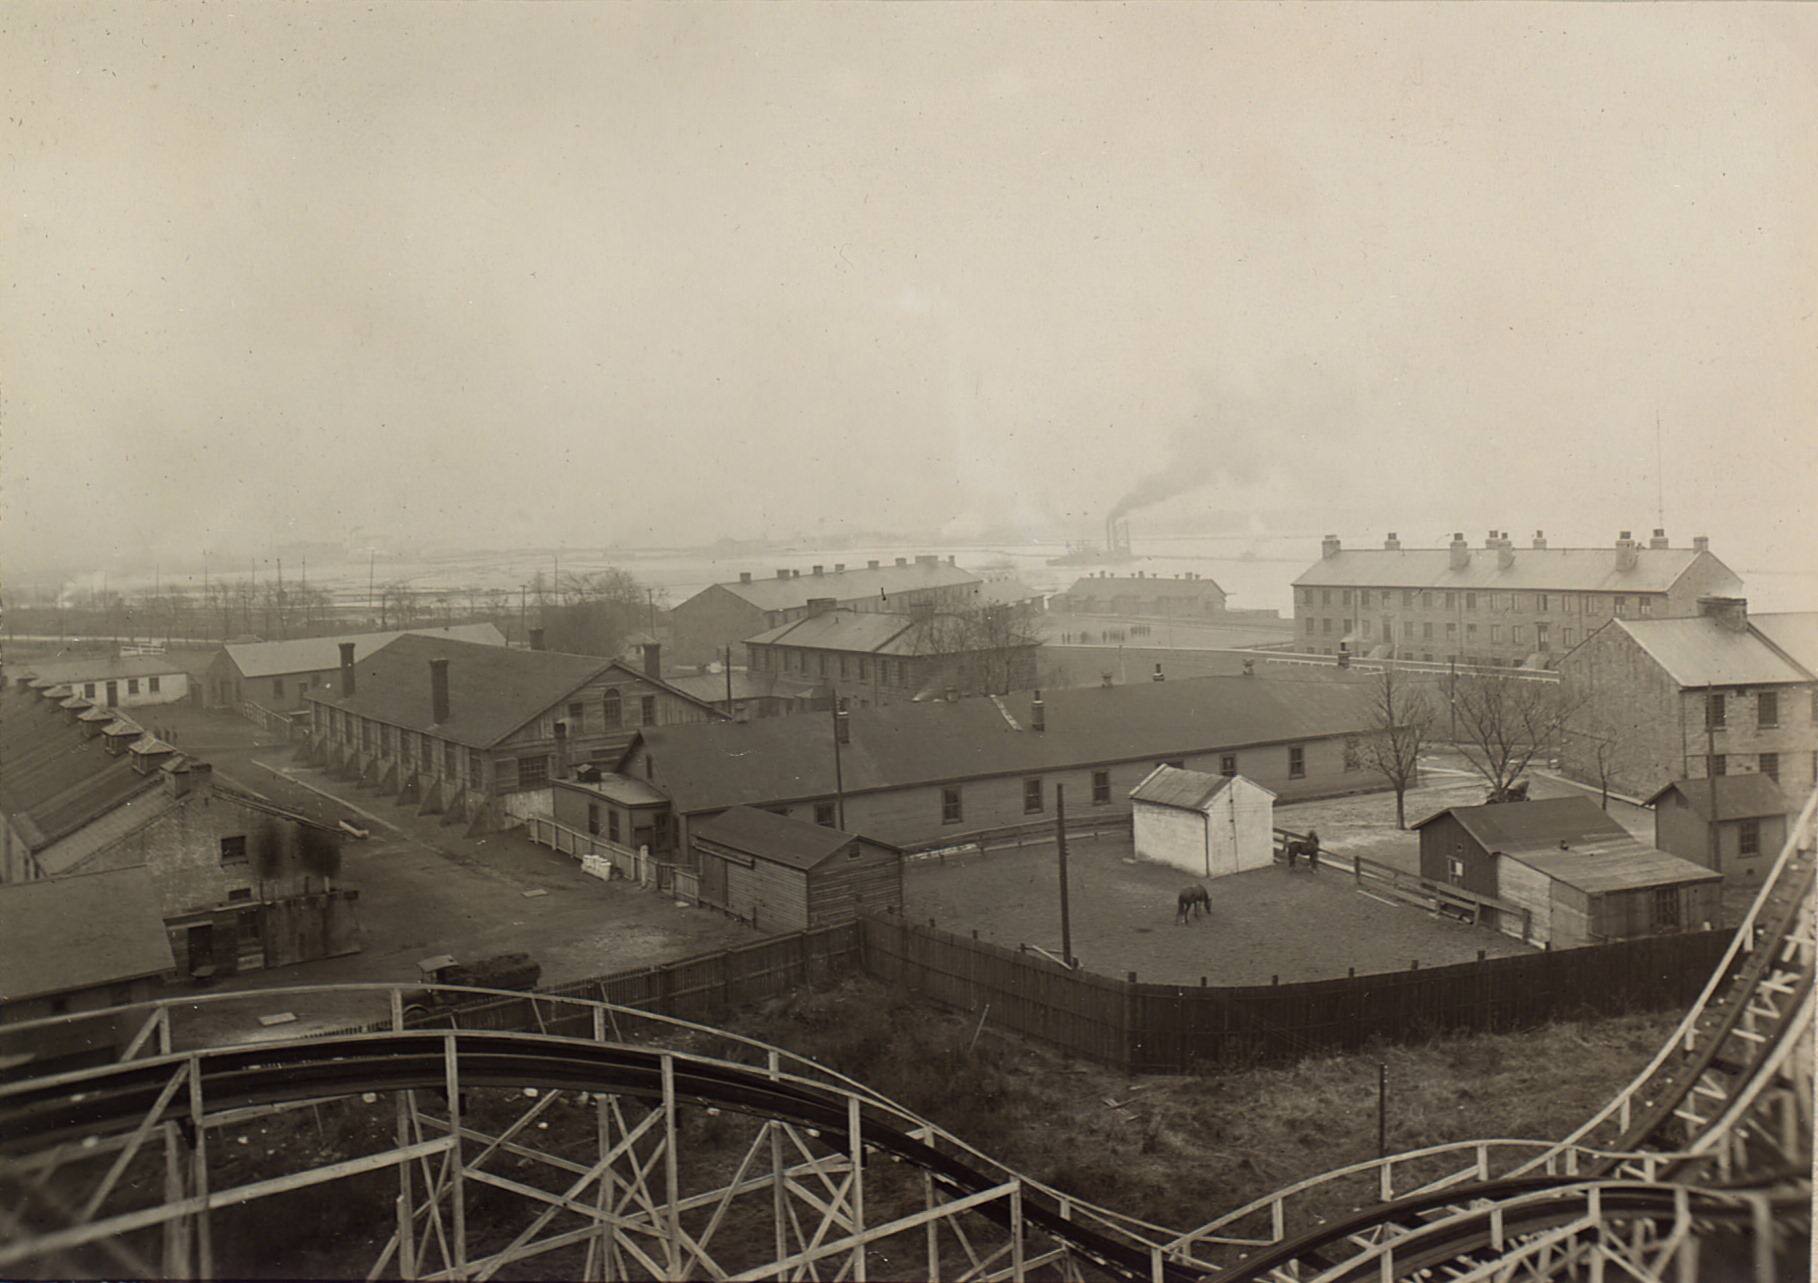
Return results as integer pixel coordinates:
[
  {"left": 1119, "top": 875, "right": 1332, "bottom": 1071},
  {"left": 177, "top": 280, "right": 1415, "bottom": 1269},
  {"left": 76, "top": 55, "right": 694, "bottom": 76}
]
[
  {"left": 1644, "top": 776, "right": 1791, "bottom": 822},
  {"left": 629, "top": 675, "right": 1376, "bottom": 815},
  {"left": 223, "top": 623, "right": 506, "bottom": 679},
  {"left": 692, "top": 805, "right": 856, "bottom": 871},
  {"left": 0, "top": 867, "right": 175, "bottom": 1001},
  {"left": 704, "top": 562, "right": 980, "bottom": 612},
  {"left": 0, "top": 688, "right": 162, "bottom": 854},
  {"left": 1610, "top": 618, "right": 1812, "bottom": 688},
  {"left": 1292, "top": 546, "right": 1738, "bottom": 595},
  {"left": 1129, "top": 764, "right": 1234, "bottom": 811},
  {"left": 16, "top": 653, "right": 189, "bottom": 684},
  {"left": 1750, "top": 612, "right": 1818, "bottom": 675},
  {"left": 1065, "top": 575, "right": 1227, "bottom": 600}
]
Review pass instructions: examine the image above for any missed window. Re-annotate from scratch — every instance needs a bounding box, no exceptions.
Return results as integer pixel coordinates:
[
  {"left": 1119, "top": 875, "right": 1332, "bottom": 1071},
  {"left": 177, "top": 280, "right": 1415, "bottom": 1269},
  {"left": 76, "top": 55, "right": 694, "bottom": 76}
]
[
  {"left": 1220, "top": 754, "right": 1237, "bottom": 776},
  {"left": 1421, "top": 621, "right": 1433, "bottom": 641},
  {"left": 941, "top": 787, "right": 962, "bottom": 825},
  {"left": 517, "top": 755, "right": 549, "bottom": 788},
  {"left": 608, "top": 810, "right": 621, "bottom": 842},
  {"left": 1446, "top": 622, "right": 1457, "bottom": 639},
  {"left": 1403, "top": 620, "right": 1415, "bottom": 639},
  {"left": 1092, "top": 770, "right": 1111, "bottom": 805},
  {"left": 1359, "top": 590, "right": 1371, "bottom": 609},
  {"left": 1738, "top": 818, "right": 1760, "bottom": 855},
  {"left": 84, "top": 682, "right": 96, "bottom": 697},
  {"left": 148, "top": 676, "right": 160, "bottom": 692},
  {"left": 1443, "top": 592, "right": 1454, "bottom": 609},
  {"left": 1465, "top": 593, "right": 1476, "bottom": 611},
  {"left": 220, "top": 835, "right": 248, "bottom": 863},
  {"left": 1402, "top": 590, "right": 1415, "bottom": 608},
  {"left": 1653, "top": 886, "right": 1681, "bottom": 930},
  {"left": 1163, "top": 759, "right": 1185, "bottom": 770},
  {"left": 445, "top": 742, "right": 458, "bottom": 775},
  {"left": 1023, "top": 778, "right": 1044, "bottom": 814},
  {"left": 1706, "top": 692, "right": 1726, "bottom": 729},
  {"left": 1466, "top": 623, "right": 1478, "bottom": 638},
  {"left": 1760, "top": 752, "right": 1779, "bottom": 783},
  {"left": 1343, "top": 736, "right": 1360, "bottom": 771},
  {"left": 1288, "top": 746, "right": 1305, "bottom": 779},
  {"left": 1758, "top": 691, "right": 1779, "bottom": 728},
  {"left": 468, "top": 749, "right": 485, "bottom": 783},
  {"left": 814, "top": 801, "right": 837, "bottom": 827},
  {"left": 1490, "top": 625, "right": 1502, "bottom": 643},
  {"left": 1536, "top": 623, "right": 1550, "bottom": 651},
  {"left": 859, "top": 658, "right": 869, "bottom": 682},
  {"left": 1710, "top": 754, "right": 1727, "bottom": 777},
  {"left": 838, "top": 655, "right": 849, "bottom": 679},
  {"left": 1536, "top": 594, "right": 1549, "bottom": 613},
  {"left": 1613, "top": 596, "right": 1629, "bottom": 618},
  {"left": 1361, "top": 620, "right": 1372, "bottom": 639},
  {"left": 1447, "top": 855, "right": 1465, "bottom": 886},
  {"left": 818, "top": 654, "right": 829, "bottom": 677},
  {"left": 568, "top": 702, "right": 584, "bottom": 730},
  {"left": 640, "top": 695, "right": 656, "bottom": 724},
  {"left": 1561, "top": 628, "right": 1574, "bottom": 648},
  {"left": 1305, "top": 617, "right": 1316, "bottom": 634},
  {"left": 587, "top": 803, "right": 600, "bottom": 836},
  {"left": 1637, "top": 597, "right": 1653, "bottom": 617},
  {"left": 1511, "top": 625, "right": 1526, "bottom": 646},
  {"left": 1322, "top": 619, "right": 1333, "bottom": 635},
  {"left": 361, "top": 720, "right": 374, "bottom": 749},
  {"left": 1322, "top": 590, "right": 1332, "bottom": 606},
  {"left": 272, "top": 678, "right": 285, "bottom": 698},
  {"left": 604, "top": 689, "right": 622, "bottom": 727}
]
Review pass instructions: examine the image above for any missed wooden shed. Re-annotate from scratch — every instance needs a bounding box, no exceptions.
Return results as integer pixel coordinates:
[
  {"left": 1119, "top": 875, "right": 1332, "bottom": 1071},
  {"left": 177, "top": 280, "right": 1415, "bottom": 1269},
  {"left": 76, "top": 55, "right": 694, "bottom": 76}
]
[
  {"left": 1129, "top": 766, "right": 1276, "bottom": 879},
  {"left": 1414, "top": 796, "right": 1721, "bottom": 948},
  {"left": 1644, "top": 776, "right": 1790, "bottom": 886},
  {"left": 690, "top": 806, "right": 903, "bottom": 932}
]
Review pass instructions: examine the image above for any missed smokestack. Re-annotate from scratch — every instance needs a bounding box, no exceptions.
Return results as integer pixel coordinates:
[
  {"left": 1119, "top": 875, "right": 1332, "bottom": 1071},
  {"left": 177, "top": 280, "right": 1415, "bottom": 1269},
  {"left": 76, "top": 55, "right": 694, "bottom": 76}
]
[
  {"left": 529, "top": 627, "right": 546, "bottom": 651},
  {"left": 1320, "top": 534, "right": 1341, "bottom": 559},
  {"left": 339, "top": 642, "right": 357, "bottom": 696},
  {"left": 643, "top": 642, "right": 662, "bottom": 678},
  {"left": 553, "top": 718, "right": 569, "bottom": 779},
  {"left": 1615, "top": 531, "right": 1638, "bottom": 573},
  {"left": 739, "top": 572, "right": 752, "bottom": 585},
  {"left": 1699, "top": 596, "right": 1749, "bottom": 633},
  {"left": 1152, "top": 663, "right": 1165, "bottom": 683},
  {"left": 1383, "top": 532, "right": 1401, "bottom": 551},
  {"left": 1692, "top": 535, "right": 1710, "bottom": 553},
  {"left": 1449, "top": 533, "right": 1470, "bottom": 571},
  {"left": 1649, "top": 528, "right": 1669, "bottom": 549},
  {"left": 1031, "top": 690, "right": 1045, "bottom": 733},
  {"left": 1532, "top": 530, "right": 1547, "bottom": 550},
  {"left": 429, "top": 658, "right": 450, "bottom": 724}
]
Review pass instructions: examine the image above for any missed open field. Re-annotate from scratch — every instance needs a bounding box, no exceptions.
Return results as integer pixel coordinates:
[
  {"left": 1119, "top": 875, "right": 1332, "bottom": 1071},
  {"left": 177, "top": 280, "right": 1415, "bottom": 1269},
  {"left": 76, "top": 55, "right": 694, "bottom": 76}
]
[{"left": 903, "top": 830, "right": 1532, "bottom": 985}]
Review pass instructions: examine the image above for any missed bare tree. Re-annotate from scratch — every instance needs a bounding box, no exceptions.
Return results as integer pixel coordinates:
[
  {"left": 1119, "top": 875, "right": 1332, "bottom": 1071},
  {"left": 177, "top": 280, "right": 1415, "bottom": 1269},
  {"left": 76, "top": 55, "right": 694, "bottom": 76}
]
[
  {"left": 1361, "top": 664, "right": 1435, "bottom": 829},
  {"left": 538, "top": 568, "right": 649, "bottom": 657},
  {"left": 1448, "top": 671, "right": 1581, "bottom": 801},
  {"left": 381, "top": 582, "right": 423, "bottom": 629},
  {"left": 909, "top": 602, "right": 1044, "bottom": 696}
]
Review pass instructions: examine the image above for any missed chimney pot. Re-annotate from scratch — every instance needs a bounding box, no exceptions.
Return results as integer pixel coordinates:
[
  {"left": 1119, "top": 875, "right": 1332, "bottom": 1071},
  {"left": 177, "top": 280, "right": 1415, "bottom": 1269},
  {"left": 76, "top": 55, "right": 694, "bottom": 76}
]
[
  {"left": 529, "top": 627, "right": 546, "bottom": 651},
  {"left": 1692, "top": 535, "right": 1709, "bottom": 553},
  {"left": 1532, "top": 530, "right": 1548, "bottom": 550},
  {"left": 643, "top": 641, "right": 662, "bottom": 678},
  {"left": 812, "top": 565, "right": 824, "bottom": 576},
  {"left": 1383, "top": 532, "right": 1401, "bottom": 550},
  {"left": 739, "top": 572, "right": 752, "bottom": 585},
  {"left": 867, "top": 560, "right": 879, "bottom": 569},
  {"left": 776, "top": 569, "right": 790, "bottom": 580},
  {"left": 948, "top": 555, "right": 956, "bottom": 565},
  {"left": 429, "top": 657, "right": 450, "bottom": 724}
]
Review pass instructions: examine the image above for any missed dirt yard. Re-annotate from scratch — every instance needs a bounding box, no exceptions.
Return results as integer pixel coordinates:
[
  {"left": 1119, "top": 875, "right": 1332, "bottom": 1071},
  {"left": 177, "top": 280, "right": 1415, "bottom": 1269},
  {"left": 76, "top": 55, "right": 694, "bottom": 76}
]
[{"left": 903, "top": 829, "right": 1532, "bottom": 985}]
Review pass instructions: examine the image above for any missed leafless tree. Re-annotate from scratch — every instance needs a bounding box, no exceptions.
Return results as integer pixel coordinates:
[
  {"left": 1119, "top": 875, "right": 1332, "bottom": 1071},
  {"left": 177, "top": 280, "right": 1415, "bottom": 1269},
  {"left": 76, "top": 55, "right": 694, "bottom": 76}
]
[
  {"left": 909, "top": 602, "right": 1044, "bottom": 696},
  {"left": 1361, "top": 664, "right": 1436, "bottom": 829},
  {"left": 539, "top": 568, "right": 650, "bottom": 657},
  {"left": 381, "top": 581, "right": 423, "bottom": 629},
  {"left": 1448, "top": 671, "right": 1581, "bottom": 800}
]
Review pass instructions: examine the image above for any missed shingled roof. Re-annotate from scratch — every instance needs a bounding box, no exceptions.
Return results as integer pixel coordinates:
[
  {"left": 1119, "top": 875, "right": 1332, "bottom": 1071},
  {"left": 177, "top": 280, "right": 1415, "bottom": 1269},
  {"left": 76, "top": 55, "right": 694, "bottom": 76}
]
[
  {"left": 1414, "top": 795, "right": 1719, "bottom": 894},
  {"left": 1644, "top": 776, "right": 1791, "bottom": 822},
  {"left": 1293, "top": 546, "right": 1739, "bottom": 595},
  {"left": 0, "top": 867, "right": 175, "bottom": 1002},
  {"left": 224, "top": 623, "right": 506, "bottom": 679},
  {"left": 627, "top": 675, "right": 1376, "bottom": 815},
  {"left": 0, "top": 686, "right": 161, "bottom": 856},
  {"left": 693, "top": 805, "right": 862, "bottom": 871},
  {"left": 306, "top": 634, "right": 722, "bottom": 748}
]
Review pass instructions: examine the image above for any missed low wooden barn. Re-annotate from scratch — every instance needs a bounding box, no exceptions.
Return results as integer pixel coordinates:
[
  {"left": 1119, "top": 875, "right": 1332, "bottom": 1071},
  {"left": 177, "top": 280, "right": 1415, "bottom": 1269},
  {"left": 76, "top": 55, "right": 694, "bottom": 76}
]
[
  {"left": 689, "top": 806, "right": 903, "bottom": 932},
  {"left": 1414, "top": 796, "right": 1721, "bottom": 949},
  {"left": 1130, "top": 766, "right": 1276, "bottom": 879},
  {"left": 1644, "top": 775, "right": 1790, "bottom": 885}
]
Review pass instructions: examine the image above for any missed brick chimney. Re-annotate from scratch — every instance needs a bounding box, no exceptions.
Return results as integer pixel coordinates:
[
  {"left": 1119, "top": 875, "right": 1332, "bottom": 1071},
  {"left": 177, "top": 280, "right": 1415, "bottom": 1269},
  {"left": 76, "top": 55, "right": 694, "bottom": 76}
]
[
  {"left": 776, "top": 568, "right": 790, "bottom": 580},
  {"left": 807, "top": 597, "right": 837, "bottom": 618},
  {"left": 429, "top": 658, "right": 450, "bottom": 724},
  {"left": 1383, "top": 532, "right": 1401, "bottom": 551},
  {"left": 812, "top": 565, "right": 824, "bottom": 576},
  {"left": 339, "top": 642, "right": 357, "bottom": 696},
  {"left": 1692, "top": 535, "right": 1710, "bottom": 553},
  {"left": 643, "top": 641, "right": 662, "bottom": 677},
  {"left": 1031, "top": 690, "right": 1045, "bottom": 732},
  {"left": 1648, "top": 528, "right": 1669, "bottom": 549},
  {"left": 529, "top": 627, "right": 547, "bottom": 651},
  {"left": 1152, "top": 662, "right": 1165, "bottom": 683},
  {"left": 1615, "top": 531, "right": 1639, "bottom": 573},
  {"left": 553, "top": 718, "right": 569, "bottom": 779},
  {"left": 1101, "top": 671, "right": 1114, "bottom": 688},
  {"left": 868, "top": 560, "right": 880, "bottom": 569},
  {"left": 1699, "top": 596, "right": 1749, "bottom": 633},
  {"left": 1320, "top": 534, "right": 1341, "bottom": 559},
  {"left": 895, "top": 557, "right": 908, "bottom": 567},
  {"left": 739, "top": 572, "right": 753, "bottom": 585},
  {"left": 1532, "top": 529, "right": 1547, "bottom": 550},
  {"left": 1449, "top": 533, "right": 1470, "bottom": 571}
]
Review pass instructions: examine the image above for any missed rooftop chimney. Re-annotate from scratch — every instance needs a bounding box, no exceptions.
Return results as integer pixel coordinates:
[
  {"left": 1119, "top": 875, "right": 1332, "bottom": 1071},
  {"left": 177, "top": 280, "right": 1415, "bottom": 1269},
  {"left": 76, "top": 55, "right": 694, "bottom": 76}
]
[
  {"left": 1383, "top": 532, "right": 1401, "bottom": 551},
  {"left": 553, "top": 718, "right": 569, "bottom": 779},
  {"left": 643, "top": 641, "right": 662, "bottom": 678},
  {"left": 895, "top": 557, "right": 908, "bottom": 567},
  {"left": 1320, "top": 534, "right": 1341, "bottom": 559},
  {"left": 1532, "top": 530, "right": 1547, "bottom": 550},
  {"left": 1649, "top": 528, "right": 1669, "bottom": 549},
  {"left": 807, "top": 597, "right": 837, "bottom": 618},
  {"left": 1031, "top": 690, "right": 1045, "bottom": 733},
  {"left": 834, "top": 563, "right": 845, "bottom": 572},
  {"left": 776, "top": 568, "right": 790, "bottom": 580},
  {"left": 1484, "top": 529, "right": 1500, "bottom": 549},
  {"left": 429, "top": 658, "right": 450, "bottom": 724},
  {"left": 1497, "top": 542, "right": 1515, "bottom": 570},
  {"left": 529, "top": 627, "right": 546, "bottom": 651},
  {"left": 812, "top": 565, "right": 824, "bottom": 576},
  {"left": 1449, "top": 533, "right": 1470, "bottom": 571},
  {"left": 868, "top": 560, "right": 879, "bottom": 569},
  {"left": 948, "top": 555, "right": 957, "bottom": 565},
  {"left": 339, "top": 642, "right": 357, "bottom": 696},
  {"left": 1692, "top": 535, "right": 1710, "bottom": 554},
  {"left": 1152, "top": 662, "right": 1165, "bottom": 683},
  {"left": 739, "top": 572, "right": 753, "bottom": 585},
  {"left": 834, "top": 698, "right": 851, "bottom": 744},
  {"left": 1101, "top": 671, "right": 1114, "bottom": 688},
  {"left": 1699, "top": 596, "right": 1749, "bottom": 633},
  {"left": 792, "top": 569, "right": 801, "bottom": 578},
  {"left": 1615, "top": 531, "right": 1639, "bottom": 573}
]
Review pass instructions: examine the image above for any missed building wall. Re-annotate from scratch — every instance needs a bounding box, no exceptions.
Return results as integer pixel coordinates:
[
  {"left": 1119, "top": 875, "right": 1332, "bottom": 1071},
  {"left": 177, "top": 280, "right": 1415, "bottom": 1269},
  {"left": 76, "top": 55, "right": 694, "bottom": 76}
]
[
  {"left": 1546, "top": 879, "right": 1593, "bottom": 949},
  {"left": 1222, "top": 780, "right": 1278, "bottom": 876},
  {"left": 721, "top": 853, "right": 811, "bottom": 931},
  {"left": 805, "top": 840, "right": 903, "bottom": 926},
  {"left": 54, "top": 672, "right": 190, "bottom": 709},
  {"left": 1496, "top": 856, "right": 1551, "bottom": 945},
  {"left": 1133, "top": 803, "right": 1209, "bottom": 877},
  {"left": 1589, "top": 880, "right": 1722, "bottom": 943},
  {"left": 672, "top": 585, "right": 770, "bottom": 667},
  {"left": 1417, "top": 814, "right": 1500, "bottom": 901}
]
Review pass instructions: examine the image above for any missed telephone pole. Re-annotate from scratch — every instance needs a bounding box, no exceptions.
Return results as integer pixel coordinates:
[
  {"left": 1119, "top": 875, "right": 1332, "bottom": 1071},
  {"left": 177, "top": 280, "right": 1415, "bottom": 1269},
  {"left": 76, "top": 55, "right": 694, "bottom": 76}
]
[
  {"left": 1055, "top": 784, "right": 1074, "bottom": 967},
  {"left": 830, "top": 689, "right": 848, "bottom": 829}
]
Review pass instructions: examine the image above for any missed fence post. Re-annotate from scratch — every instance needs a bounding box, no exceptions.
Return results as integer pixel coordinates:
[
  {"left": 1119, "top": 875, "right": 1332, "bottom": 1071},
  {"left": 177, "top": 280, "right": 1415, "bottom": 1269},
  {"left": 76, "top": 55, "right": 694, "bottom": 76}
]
[{"left": 1123, "top": 972, "right": 1138, "bottom": 1072}]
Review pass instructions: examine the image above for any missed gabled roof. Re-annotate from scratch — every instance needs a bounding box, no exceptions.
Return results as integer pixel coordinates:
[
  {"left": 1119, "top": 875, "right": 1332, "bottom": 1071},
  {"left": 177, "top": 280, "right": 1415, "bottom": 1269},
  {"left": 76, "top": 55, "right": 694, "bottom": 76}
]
[
  {"left": 697, "top": 562, "right": 980, "bottom": 613},
  {"left": 692, "top": 805, "right": 859, "bottom": 871},
  {"left": 627, "top": 675, "right": 1376, "bottom": 815},
  {"left": 1605, "top": 618, "right": 1813, "bottom": 688},
  {"left": 222, "top": 623, "right": 507, "bottom": 679},
  {"left": 1644, "top": 775, "right": 1791, "bottom": 822},
  {"left": 306, "top": 634, "right": 721, "bottom": 748},
  {"left": 0, "top": 687, "right": 162, "bottom": 855},
  {"left": 1293, "top": 546, "right": 1738, "bottom": 595},
  {"left": 0, "top": 867, "right": 175, "bottom": 1001},
  {"left": 1065, "top": 575, "right": 1226, "bottom": 599},
  {"left": 744, "top": 609, "right": 1037, "bottom": 657},
  {"left": 659, "top": 670, "right": 816, "bottom": 706},
  {"left": 1414, "top": 795, "right": 1719, "bottom": 893},
  {"left": 15, "top": 653, "right": 189, "bottom": 684},
  {"left": 1412, "top": 794, "right": 1633, "bottom": 849},
  {"left": 557, "top": 772, "right": 670, "bottom": 808},
  {"left": 1750, "top": 612, "right": 1818, "bottom": 676},
  {"left": 1130, "top": 765, "right": 1236, "bottom": 811},
  {"left": 1505, "top": 844, "right": 1721, "bottom": 894}
]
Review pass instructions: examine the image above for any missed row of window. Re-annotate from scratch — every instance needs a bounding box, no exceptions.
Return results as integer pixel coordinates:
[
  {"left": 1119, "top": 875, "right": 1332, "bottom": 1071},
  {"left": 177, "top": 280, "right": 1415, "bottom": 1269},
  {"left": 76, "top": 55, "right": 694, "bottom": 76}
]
[
  {"left": 562, "top": 690, "right": 656, "bottom": 733},
  {"left": 1705, "top": 750, "right": 1816, "bottom": 786},
  {"left": 81, "top": 677, "right": 162, "bottom": 698},
  {"left": 1305, "top": 617, "right": 1570, "bottom": 651},
  {"left": 753, "top": 646, "right": 914, "bottom": 688},
  {"left": 1300, "top": 588, "right": 1659, "bottom": 617},
  {"left": 1705, "top": 689, "right": 1816, "bottom": 731},
  {"left": 934, "top": 749, "right": 1308, "bottom": 825}
]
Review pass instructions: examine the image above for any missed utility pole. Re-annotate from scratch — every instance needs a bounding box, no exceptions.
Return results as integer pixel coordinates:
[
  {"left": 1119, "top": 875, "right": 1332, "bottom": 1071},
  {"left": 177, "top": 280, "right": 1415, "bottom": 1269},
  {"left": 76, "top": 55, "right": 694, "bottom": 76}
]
[
  {"left": 519, "top": 585, "right": 528, "bottom": 648},
  {"left": 368, "top": 550, "right": 376, "bottom": 627},
  {"left": 1055, "top": 784, "right": 1074, "bottom": 967},
  {"left": 1705, "top": 683, "right": 1722, "bottom": 874},
  {"left": 831, "top": 689, "right": 848, "bottom": 829},
  {"left": 647, "top": 587, "right": 656, "bottom": 637},
  {"left": 1377, "top": 1064, "right": 1388, "bottom": 1158},
  {"left": 724, "top": 646, "right": 733, "bottom": 711}
]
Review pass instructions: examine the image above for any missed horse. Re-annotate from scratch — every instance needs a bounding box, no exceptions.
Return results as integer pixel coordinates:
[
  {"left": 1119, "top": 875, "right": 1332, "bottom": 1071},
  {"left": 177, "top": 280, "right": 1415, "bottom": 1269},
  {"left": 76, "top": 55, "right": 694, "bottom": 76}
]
[
  {"left": 1284, "top": 829, "right": 1322, "bottom": 871},
  {"left": 1176, "top": 883, "right": 1211, "bottom": 924}
]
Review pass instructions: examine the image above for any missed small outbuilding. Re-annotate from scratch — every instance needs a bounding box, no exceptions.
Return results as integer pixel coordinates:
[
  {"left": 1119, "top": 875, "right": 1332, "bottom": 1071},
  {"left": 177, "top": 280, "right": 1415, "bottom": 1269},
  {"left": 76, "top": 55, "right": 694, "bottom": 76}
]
[
  {"left": 1644, "top": 776, "right": 1790, "bottom": 885},
  {"left": 1130, "top": 765, "right": 1276, "bottom": 879},
  {"left": 1414, "top": 796, "right": 1721, "bottom": 949},
  {"left": 689, "top": 806, "right": 903, "bottom": 932}
]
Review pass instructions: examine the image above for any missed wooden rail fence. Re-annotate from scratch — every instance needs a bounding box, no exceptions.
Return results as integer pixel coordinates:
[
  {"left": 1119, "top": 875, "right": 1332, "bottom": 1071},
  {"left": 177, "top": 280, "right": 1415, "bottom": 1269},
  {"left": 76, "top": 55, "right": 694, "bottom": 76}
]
[{"left": 1272, "top": 827, "right": 1535, "bottom": 939}]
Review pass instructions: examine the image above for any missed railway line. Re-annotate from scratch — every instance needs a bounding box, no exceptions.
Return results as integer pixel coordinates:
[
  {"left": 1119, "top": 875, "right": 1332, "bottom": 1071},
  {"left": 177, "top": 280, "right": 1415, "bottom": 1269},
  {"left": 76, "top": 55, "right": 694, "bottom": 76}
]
[{"left": 2, "top": 787, "right": 1810, "bottom": 1280}]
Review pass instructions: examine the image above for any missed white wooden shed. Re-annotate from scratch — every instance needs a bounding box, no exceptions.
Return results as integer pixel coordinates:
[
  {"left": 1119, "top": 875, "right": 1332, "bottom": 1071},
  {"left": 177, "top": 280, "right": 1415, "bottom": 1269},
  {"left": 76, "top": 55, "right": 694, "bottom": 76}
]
[{"left": 1130, "top": 765, "right": 1277, "bottom": 879}]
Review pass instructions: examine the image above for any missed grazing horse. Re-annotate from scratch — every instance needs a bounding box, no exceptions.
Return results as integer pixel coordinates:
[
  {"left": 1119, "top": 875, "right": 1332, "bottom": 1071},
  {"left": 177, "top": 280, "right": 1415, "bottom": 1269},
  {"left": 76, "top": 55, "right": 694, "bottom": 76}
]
[
  {"left": 1176, "top": 883, "right": 1211, "bottom": 924},
  {"left": 1284, "top": 829, "right": 1322, "bottom": 870}
]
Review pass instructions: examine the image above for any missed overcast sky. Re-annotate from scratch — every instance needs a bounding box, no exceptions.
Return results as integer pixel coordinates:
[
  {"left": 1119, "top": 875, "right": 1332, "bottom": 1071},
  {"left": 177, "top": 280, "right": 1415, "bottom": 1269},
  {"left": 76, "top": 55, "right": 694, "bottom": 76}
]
[{"left": 4, "top": 3, "right": 1814, "bottom": 578}]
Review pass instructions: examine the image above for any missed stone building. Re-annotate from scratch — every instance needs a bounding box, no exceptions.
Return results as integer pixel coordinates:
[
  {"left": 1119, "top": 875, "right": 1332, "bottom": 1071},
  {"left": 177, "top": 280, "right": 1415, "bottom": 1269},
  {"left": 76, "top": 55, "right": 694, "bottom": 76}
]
[
  {"left": 205, "top": 622, "right": 506, "bottom": 712},
  {"left": 1292, "top": 529, "right": 1743, "bottom": 667},
  {"left": 1058, "top": 572, "right": 1227, "bottom": 617},
  {"left": 1558, "top": 598, "right": 1817, "bottom": 804}
]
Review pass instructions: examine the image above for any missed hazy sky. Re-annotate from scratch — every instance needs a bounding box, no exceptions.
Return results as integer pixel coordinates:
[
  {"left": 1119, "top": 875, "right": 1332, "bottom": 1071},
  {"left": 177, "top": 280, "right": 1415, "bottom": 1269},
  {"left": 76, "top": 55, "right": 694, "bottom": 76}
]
[{"left": 4, "top": 3, "right": 1815, "bottom": 578}]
